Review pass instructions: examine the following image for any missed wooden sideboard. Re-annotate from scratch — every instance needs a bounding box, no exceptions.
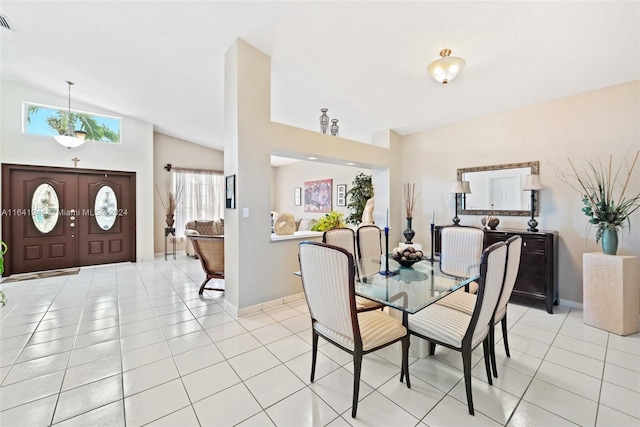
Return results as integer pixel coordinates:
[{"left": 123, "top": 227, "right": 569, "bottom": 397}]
[{"left": 434, "top": 226, "right": 558, "bottom": 313}]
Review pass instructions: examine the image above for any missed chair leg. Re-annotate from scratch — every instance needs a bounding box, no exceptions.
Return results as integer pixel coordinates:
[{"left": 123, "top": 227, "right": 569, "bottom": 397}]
[
  {"left": 310, "top": 331, "right": 319, "bottom": 382},
  {"left": 399, "top": 336, "right": 411, "bottom": 388},
  {"left": 501, "top": 314, "right": 510, "bottom": 358},
  {"left": 428, "top": 341, "right": 436, "bottom": 356},
  {"left": 462, "top": 347, "right": 474, "bottom": 416},
  {"left": 482, "top": 338, "right": 493, "bottom": 386},
  {"left": 198, "top": 277, "right": 211, "bottom": 295},
  {"left": 352, "top": 351, "right": 363, "bottom": 418},
  {"left": 489, "top": 322, "right": 498, "bottom": 378}
]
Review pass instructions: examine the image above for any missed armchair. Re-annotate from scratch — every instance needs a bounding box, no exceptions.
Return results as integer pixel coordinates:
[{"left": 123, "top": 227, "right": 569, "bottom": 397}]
[{"left": 185, "top": 219, "right": 224, "bottom": 257}]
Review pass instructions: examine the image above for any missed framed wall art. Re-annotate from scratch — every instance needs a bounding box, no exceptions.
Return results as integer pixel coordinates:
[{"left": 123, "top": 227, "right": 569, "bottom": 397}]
[
  {"left": 294, "top": 187, "right": 302, "bottom": 206},
  {"left": 336, "top": 184, "right": 347, "bottom": 207},
  {"left": 304, "top": 179, "right": 332, "bottom": 213},
  {"left": 226, "top": 174, "right": 236, "bottom": 209}
]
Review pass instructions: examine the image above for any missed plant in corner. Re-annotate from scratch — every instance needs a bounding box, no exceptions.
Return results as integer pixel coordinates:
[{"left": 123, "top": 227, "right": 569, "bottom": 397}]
[
  {"left": 346, "top": 172, "right": 374, "bottom": 225},
  {"left": 563, "top": 151, "right": 640, "bottom": 255},
  {"left": 311, "top": 211, "right": 345, "bottom": 232}
]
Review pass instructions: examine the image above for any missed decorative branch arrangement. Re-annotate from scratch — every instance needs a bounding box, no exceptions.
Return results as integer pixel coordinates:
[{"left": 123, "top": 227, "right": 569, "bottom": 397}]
[
  {"left": 155, "top": 180, "right": 184, "bottom": 216},
  {"left": 403, "top": 183, "right": 417, "bottom": 218},
  {"left": 563, "top": 151, "right": 640, "bottom": 243}
]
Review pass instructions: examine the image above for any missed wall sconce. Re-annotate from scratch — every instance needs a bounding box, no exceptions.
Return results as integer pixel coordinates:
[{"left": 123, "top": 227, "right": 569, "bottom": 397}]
[
  {"left": 523, "top": 174, "right": 542, "bottom": 232},
  {"left": 451, "top": 180, "right": 471, "bottom": 225},
  {"left": 54, "top": 81, "right": 87, "bottom": 149},
  {"left": 427, "top": 49, "right": 465, "bottom": 84}
]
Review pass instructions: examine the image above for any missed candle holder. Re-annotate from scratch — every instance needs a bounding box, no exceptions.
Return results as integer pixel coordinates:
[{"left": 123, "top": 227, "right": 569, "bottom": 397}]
[
  {"left": 428, "top": 223, "right": 438, "bottom": 262},
  {"left": 379, "top": 227, "right": 397, "bottom": 276}
]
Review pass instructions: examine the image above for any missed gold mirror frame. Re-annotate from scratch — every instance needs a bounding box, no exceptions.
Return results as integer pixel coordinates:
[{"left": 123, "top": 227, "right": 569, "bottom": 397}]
[{"left": 457, "top": 161, "right": 540, "bottom": 216}]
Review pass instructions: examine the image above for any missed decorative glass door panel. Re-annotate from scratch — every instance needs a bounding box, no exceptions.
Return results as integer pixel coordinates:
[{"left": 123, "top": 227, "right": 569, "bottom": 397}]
[{"left": 31, "top": 183, "right": 60, "bottom": 234}]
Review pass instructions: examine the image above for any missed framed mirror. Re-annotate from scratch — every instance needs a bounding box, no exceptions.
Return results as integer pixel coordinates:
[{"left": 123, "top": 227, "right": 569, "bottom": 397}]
[{"left": 457, "top": 161, "right": 539, "bottom": 216}]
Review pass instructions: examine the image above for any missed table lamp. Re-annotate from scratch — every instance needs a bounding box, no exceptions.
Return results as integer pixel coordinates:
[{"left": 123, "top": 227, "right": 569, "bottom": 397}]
[{"left": 523, "top": 174, "right": 542, "bottom": 232}]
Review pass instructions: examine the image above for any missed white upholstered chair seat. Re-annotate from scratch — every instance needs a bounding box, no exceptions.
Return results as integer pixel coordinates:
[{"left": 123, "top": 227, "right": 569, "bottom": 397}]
[
  {"left": 435, "top": 288, "right": 476, "bottom": 314},
  {"left": 315, "top": 310, "right": 407, "bottom": 351},
  {"left": 356, "top": 296, "right": 383, "bottom": 311},
  {"left": 408, "top": 304, "right": 490, "bottom": 349}
]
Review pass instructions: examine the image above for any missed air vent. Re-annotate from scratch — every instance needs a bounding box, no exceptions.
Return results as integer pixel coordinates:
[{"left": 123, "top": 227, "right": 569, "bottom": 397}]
[{"left": 0, "top": 15, "right": 13, "bottom": 31}]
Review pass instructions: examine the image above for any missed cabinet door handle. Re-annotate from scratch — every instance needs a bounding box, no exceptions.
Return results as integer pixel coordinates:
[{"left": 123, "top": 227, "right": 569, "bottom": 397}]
[{"left": 523, "top": 241, "right": 527, "bottom": 247}]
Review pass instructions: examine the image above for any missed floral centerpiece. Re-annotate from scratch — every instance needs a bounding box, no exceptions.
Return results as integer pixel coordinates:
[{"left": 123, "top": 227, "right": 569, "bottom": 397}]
[{"left": 565, "top": 151, "right": 640, "bottom": 254}]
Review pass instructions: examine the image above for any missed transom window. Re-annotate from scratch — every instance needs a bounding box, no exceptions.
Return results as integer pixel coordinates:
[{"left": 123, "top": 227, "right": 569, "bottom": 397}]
[{"left": 23, "top": 102, "right": 121, "bottom": 144}]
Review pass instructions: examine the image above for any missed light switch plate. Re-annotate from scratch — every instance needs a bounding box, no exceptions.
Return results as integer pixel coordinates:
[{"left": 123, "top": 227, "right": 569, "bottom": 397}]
[{"left": 243, "top": 207, "right": 249, "bottom": 217}]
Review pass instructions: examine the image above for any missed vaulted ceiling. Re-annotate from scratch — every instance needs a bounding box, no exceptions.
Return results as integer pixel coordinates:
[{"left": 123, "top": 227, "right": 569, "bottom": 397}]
[{"left": 2, "top": 1, "right": 638, "bottom": 151}]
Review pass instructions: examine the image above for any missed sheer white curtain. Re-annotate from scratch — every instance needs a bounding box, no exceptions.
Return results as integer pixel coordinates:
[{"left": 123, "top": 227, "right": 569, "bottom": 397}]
[{"left": 173, "top": 169, "right": 224, "bottom": 239}]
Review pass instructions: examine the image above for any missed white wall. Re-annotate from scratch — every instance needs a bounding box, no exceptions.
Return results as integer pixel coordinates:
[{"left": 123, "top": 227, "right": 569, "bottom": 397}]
[
  {"left": 272, "top": 160, "right": 372, "bottom": 223},
  {"left": 152, "top": 132, "right": 224, "bottom": 253},
  {"left": 0, "top": 80, "right": 155, "bottom": 262},
  {"left": 400, "top": 80, "right": 640, "bottom": 304}
]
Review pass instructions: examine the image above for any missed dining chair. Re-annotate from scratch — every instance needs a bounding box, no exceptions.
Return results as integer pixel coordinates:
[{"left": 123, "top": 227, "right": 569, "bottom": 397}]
[
  {"left": 189, "top": 235, "right": 225, "bottom": 295},
  {"left": 407, "top": 241, "right": 508, "bottom": 415},
  {"left": 439, "top": 225, "right": 484, "bottom": 293},
  {"left": 323, "top": 228, "right": 384, "bottom": 312},
  {"left": 435, "top": 235, "right": 522, "bottom": 377},
  {"left": 298, "top": 241, "right": 410, "bottom": 418},
  {"left": 356, "top": 225, "right": 383, "bottom": 279}
]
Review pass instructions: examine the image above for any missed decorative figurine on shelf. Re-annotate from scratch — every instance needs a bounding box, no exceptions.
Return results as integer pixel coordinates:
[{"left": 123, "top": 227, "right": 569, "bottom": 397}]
[
  {"left": 361, "top": 198, "right": 375, "bottom": 225},
  {"left": 274, "top": 213, "right": 296, "bottom": 235},
  {"left": 481, "top": 215, "right": 500, "bottom": 230}
]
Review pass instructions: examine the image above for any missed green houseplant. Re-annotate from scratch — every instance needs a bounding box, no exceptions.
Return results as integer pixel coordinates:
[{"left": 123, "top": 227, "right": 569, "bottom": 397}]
[
  {"left": 346, "top": 172, "right": 374, "bottom": 225},
  {"left": 566, "top": 151, "right": 640, "bottom": 255},
  {"left": 311, "top": 211, "right": 345, "bottom": 232}
]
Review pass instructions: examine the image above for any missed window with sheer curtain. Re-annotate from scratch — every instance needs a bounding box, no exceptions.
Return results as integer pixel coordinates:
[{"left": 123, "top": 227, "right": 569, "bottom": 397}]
[{"left": 172, "top": 169, "right": 224, "bottom": 239}]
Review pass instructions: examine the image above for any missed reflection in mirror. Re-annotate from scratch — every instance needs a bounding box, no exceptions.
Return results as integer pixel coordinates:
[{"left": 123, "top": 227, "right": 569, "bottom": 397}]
[{"left": 457, "top": 161, "right": 539, "bottom": 216}]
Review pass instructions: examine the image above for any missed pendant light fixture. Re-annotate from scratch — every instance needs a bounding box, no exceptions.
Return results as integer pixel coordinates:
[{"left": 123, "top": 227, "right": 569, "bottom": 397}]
[
  {"left": 427, "top": 49, "right": 465, "bottom": 84},
  {"left": 54, "top": 81, "right": 87, "bottom": 148}
]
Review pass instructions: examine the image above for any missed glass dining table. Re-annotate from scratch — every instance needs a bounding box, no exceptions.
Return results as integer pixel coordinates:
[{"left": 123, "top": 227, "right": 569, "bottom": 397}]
[{"left": 357, "top": 257, "right": 479, "bottom": 327}]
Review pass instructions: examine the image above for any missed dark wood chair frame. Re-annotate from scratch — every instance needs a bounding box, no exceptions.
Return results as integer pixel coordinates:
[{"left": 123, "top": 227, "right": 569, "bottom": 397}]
[
  {"left": 409, "top": 241, "right": 507, "bottom": 415},
  {"left": 299, "top": 241, "right": 410, "bottom": 418}
]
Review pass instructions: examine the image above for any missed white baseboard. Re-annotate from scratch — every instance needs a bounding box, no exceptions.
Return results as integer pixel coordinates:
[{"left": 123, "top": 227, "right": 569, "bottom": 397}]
[
  {"left": 233, "top": 292, "right": 306, "bottom": 317},
  {"left": 558, "top": 298, "right": 583, "bottom": 310}
]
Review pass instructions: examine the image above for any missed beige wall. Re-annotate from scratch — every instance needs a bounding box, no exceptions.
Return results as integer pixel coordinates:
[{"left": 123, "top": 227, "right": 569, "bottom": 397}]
[
  {"left": 400, "top": 80, "right": 640, "bottom": 304},
  {"left": 224, "top": 40, "right": 400, "bottom": 313},
  {"left": 152, "top": 132, "right": 224, "bottom": 254},
  {"left": 272, "top": 160, "right": 372, "bottom": 223},
  {"left": 0, "top": 80, "right": 155, "bottom": 262}
]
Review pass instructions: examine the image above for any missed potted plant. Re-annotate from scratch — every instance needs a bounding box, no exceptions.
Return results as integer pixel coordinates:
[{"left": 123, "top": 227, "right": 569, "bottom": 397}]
[
  {"left": 346, "top": 173, "right": 374, "bottom": 225},
  {"left": 311, "top": 211, "right": 346, "bottom": 232},
  {"left": 566, "top": 151, "right": 640, "bottom": 255}
]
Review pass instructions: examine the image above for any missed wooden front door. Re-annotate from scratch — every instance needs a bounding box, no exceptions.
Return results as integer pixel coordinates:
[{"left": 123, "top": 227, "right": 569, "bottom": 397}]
[{"left": 1, "top": 164, "right": 136, "bottom": 275}]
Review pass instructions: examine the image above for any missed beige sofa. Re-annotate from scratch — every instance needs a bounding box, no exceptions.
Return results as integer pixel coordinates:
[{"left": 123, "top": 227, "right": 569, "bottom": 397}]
[{"left": 185, "top": 219, "right": 224, "bottom": 257}]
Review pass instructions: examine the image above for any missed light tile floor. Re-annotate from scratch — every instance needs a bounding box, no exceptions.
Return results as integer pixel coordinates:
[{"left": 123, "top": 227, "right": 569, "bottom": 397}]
[{"left": 1, "top": 256, "right": 639, "bottom": 426}]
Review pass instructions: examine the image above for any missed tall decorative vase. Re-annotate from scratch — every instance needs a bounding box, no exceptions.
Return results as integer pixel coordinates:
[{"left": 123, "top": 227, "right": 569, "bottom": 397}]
[
  {"left": 165, "top": 213, "right": 175, "bottom": 228},
  {"left": 601, "top": 228, "right": 618, "bottom": 255},
  {"left": 319, "top": 108, "right": 329, "bottom": 134},
  {"left": 403, "top": 217, "right": 415, "bottom": 244}
]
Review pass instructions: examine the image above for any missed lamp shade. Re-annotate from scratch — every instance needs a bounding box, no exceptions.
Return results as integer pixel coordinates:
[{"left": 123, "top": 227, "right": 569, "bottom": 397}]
[
  {"left": 523, "top": 174, "right": 542, "bottom": 191},
  {"left": 54, "top": 134, "right": 86, "bottom": 149},
  {"left": 427, "top": 49, "right": 465, "bottom": 84},
  {"left": 461, "top": 181, "right": 471, "bottom": 194},
  {"left": 451, "top": 181, "right": 465, "bottom": 194}
]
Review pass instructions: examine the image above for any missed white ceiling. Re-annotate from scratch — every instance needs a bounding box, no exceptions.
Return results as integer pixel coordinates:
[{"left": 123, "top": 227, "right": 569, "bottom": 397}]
[{"left": 1, "top": 1, "right": 638, "bottom": 152}]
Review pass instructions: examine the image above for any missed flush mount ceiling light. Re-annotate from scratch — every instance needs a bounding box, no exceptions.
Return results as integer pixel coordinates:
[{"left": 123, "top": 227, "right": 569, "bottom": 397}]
[
  {"left": 54, "top": 81, "right": 87, "bottom": 148},
  {"left": 427, "top": 49, "right": 465, "bottom": 84}
]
